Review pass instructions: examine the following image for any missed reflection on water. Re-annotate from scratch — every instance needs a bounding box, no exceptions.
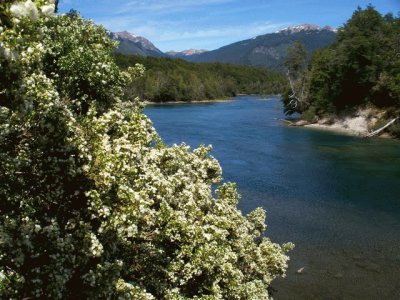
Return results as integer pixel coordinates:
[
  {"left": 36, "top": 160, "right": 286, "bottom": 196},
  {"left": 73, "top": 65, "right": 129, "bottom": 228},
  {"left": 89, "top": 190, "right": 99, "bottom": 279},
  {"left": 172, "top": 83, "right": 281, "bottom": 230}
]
[{"left": 145, "top": 96, "right": 400, "bottom": 299}]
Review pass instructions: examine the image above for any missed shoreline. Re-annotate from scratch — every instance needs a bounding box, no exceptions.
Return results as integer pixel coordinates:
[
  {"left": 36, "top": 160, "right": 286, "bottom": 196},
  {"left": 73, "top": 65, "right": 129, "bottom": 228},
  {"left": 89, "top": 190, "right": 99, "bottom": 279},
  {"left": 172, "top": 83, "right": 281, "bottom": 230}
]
[
  {"left": 303, "top": 123, "right": 394, "bottom": 139},
  {"left": 285, "top": 107, "right": 398, "bottom": 139},
  {"left": 304, "top": 123, "right": 369, "bottom": 136},
  {"left": 143, "top": 98, "right": 235, "bottom": 105},
  {"left": 143, "top": 94, "right": 281, "bottom": 105}
]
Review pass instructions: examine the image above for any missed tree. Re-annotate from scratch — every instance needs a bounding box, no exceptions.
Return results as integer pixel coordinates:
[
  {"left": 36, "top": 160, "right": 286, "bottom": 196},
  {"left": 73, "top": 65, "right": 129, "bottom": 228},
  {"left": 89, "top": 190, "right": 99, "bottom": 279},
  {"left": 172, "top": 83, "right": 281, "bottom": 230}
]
[
  {"left": 0, "top": 1, "right": 292, "bottom": 298},
  {"left": 334, "top": 5, "right": 392, "bottom": 108},
  {"left": 114, "top": 54, "right": 286, "bottom": 103},
  {"left": 282, "top": 42, "right": 309, "bottom": 115},
  {"left": 294, "top": 5, "right": 400, "bottom": 129}
]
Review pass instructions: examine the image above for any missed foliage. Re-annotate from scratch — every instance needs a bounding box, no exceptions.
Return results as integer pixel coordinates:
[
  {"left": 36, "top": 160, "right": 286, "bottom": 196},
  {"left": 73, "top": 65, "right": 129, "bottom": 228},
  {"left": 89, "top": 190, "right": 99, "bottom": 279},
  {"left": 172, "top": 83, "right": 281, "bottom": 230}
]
[
  {"left": 285, "top": 42, "right": 307, "bottom": 74},
  {"left": 283, "top": 6, "right": 400, "bottom": 118},
  {"left": 115, "top": 54, "right": 287, "bottom": 102},
  {"left": 0, "top": 1, "right": 292, "bottom": 299},
  {"left": 281, "top": 42, "right": 309, "bottom": 115},
  {"left": 384, "top": 108, "right": 400, "bottom": 138}
]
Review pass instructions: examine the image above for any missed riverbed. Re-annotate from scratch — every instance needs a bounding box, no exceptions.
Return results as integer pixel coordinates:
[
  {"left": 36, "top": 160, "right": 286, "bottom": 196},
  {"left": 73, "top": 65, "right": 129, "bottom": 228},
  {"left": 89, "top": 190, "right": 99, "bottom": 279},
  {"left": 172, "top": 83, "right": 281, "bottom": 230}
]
[{"left": 145, "top": 95, "right": 400, "bottom": 299}]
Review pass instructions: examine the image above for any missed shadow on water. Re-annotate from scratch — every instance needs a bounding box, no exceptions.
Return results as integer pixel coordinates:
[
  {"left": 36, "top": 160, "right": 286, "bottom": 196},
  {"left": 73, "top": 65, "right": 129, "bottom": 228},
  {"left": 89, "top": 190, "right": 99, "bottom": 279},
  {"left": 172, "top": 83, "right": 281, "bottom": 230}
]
[{"left": 145, "top": 96, "right": 400, "bottom": 299}]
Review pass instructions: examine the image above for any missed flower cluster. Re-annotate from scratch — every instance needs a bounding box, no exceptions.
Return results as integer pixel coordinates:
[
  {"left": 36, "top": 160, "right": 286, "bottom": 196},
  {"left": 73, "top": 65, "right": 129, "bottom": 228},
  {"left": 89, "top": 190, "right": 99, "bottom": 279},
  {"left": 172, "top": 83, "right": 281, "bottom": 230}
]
[
  {"left": 0, "top": 1, "right": 292, "bottom": 299},
  {"left": 10, "top": 0, "right": 40, "bottom": 22}
]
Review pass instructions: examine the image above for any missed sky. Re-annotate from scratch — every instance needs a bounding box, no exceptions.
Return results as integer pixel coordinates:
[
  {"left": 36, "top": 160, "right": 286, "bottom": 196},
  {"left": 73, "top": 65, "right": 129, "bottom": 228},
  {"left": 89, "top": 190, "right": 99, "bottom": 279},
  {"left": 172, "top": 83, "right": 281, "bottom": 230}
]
[{"left": 59, "top": 0, "right": 399, "bottom": 52}]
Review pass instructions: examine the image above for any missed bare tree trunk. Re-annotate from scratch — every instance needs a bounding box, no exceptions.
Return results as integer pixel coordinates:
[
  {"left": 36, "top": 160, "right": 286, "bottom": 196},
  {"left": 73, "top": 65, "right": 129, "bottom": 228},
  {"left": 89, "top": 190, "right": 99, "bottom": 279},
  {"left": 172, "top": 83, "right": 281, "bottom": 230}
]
[
  {"left": 286, "top": 70, "right": 308, "bottom": 109},
  {"left": 286, "top": 71, "right": 298, "bottom": 97},
  {"left": 366, "top": 117, "right": 399, "bottom": 137}
]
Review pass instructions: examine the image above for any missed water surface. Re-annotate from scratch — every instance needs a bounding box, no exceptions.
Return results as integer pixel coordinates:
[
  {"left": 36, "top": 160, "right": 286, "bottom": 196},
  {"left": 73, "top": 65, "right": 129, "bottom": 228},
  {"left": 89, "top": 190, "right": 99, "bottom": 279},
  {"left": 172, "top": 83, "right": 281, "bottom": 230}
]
[{"left": 145, "top": 96, "right": 400, "bottom": 299}]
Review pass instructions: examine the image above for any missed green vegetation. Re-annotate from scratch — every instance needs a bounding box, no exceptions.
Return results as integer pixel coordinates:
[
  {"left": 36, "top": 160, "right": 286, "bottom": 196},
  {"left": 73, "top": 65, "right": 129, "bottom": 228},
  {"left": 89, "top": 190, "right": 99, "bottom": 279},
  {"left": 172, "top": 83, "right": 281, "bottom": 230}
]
[
  {"left": 282, "top": 41, "right": 308, "bottom": 115},
  {"left": 115, "top": 54, "right": 287, "bottom": 102},
  {"left": 283, "top": 6, "right": 400, "bottom": 135},
  {"left": 0, "top": 1, "right": 292, "bottom": 299}
]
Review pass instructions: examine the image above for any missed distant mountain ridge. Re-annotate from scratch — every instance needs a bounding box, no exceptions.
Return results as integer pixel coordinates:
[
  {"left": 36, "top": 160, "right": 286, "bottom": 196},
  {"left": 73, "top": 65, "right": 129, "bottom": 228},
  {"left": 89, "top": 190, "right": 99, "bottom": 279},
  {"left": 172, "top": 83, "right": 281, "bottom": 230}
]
[
  {"left": 111, "top": 24, "right": 337, "bottom": 71},
  {"left": 111, "top": 31, "right": 167, "bottom": 57},
  {"left": 277, "top": 24, "right": 337, "bottom": 34},
  {"left": 184, "top": 24, "right": 337, "bottom": 71},
  {"left": 166, "top": 49, "right": 209, "bottom": 58}
]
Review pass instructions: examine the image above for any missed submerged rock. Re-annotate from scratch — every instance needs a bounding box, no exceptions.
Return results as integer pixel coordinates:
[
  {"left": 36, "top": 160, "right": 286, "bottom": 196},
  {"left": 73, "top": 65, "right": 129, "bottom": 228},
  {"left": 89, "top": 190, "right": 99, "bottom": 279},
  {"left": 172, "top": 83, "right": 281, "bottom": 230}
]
[
  {"left": 333, "top": 272, "right": 344, "bottom": 279},
  {"left": 296, "top": 267, "right": 306, "bottom": 274}
]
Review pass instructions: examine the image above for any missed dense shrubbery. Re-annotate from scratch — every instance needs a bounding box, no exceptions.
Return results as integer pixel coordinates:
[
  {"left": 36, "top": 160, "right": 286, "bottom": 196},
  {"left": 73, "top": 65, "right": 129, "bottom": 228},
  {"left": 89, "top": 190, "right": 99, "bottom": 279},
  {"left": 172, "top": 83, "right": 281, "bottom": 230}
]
[
  {"left": 283, "top": 6, "right": 400, "bottom": 118},
  {"left": 115, "top": 54, "right": 287, "bottom": 102},
  {"left": 0, "top": 1, "right": 292, "bottom": 298}
]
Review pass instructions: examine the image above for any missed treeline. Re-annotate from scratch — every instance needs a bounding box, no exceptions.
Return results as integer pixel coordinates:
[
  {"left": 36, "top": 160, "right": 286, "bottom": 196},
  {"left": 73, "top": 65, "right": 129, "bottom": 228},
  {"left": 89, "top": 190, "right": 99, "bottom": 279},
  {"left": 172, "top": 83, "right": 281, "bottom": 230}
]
[
  {"left": 283, "top": 6, "right": 400, "bottom": 122},
  {"left": 115, "top": 54, "right": 287, "bottom": 102}
]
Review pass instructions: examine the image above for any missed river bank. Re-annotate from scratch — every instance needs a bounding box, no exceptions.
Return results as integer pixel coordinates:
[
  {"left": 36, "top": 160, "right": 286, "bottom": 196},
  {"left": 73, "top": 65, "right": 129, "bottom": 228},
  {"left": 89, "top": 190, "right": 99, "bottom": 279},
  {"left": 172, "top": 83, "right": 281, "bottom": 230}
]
[
  {"left": 143, "top": 98, "right": 235, "bottom": 105},
  {"left": 286, "top": 107, "right": 398, "bottom": 139}
]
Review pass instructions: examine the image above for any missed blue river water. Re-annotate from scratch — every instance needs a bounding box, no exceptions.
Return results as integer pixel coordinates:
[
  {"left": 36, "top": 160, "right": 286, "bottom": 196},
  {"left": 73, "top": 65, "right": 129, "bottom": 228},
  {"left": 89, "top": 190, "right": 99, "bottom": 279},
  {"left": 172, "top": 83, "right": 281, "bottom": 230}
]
[{"left": 145, "top": 96, "right": 400, "bottom": 299}]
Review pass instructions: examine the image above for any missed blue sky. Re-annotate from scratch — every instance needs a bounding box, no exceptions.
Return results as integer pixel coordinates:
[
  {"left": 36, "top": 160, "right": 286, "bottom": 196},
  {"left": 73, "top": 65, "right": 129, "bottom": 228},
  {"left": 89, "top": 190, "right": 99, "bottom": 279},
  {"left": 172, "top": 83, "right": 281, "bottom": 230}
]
[{"left": 59, "top": 0, "right": 399, "bottom": 52}]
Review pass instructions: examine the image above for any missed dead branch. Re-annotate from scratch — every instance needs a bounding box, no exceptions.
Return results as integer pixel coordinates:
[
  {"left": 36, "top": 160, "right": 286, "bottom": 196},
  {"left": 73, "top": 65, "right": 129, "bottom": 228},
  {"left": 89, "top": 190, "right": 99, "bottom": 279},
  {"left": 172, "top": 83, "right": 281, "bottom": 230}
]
[{"left": 366, "top": 117, "right": 399, "bottom": 137}]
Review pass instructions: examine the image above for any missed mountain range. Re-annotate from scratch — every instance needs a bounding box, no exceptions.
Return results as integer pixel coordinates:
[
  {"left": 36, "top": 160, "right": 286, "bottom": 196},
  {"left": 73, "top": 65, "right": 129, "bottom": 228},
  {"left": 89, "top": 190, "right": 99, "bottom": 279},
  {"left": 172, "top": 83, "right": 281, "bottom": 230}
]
[
  {"left": 166, "top": 49, "right": 209, "bottom": 59},
  {"left": 110, "top": 31, "right": 167, "bottom": 57},
  {"left": 112, "top": 24, "right": 337, "bottom": 72}
]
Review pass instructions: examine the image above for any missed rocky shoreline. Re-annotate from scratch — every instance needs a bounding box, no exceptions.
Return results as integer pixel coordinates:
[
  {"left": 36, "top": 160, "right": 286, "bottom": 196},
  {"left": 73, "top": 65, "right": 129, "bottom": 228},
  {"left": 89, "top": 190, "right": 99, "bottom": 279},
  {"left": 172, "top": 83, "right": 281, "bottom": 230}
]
[{"left": 286, "top": 107, "right": 397, "bottom": 138}]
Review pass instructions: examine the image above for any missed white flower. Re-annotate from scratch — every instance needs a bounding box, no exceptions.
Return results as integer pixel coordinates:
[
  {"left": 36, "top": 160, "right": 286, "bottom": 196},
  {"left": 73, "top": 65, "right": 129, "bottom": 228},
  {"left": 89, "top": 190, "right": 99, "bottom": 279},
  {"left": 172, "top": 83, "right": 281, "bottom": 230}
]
[
  {"left": 126, "top": 224, "right": 137, "bottom": 238},
  {"left": 34, "top": 224, "right": 41, "bottom": 233},
  {"left": 0, "top": 270, "right": 5, "bottom": 281},
  {"left": 10, "top": 2, "right": 26, "bottom": 18},
  {"left": 40, "top": 4, "right": 55, "bottom": 16},
  {"left": 1, "top": 47, "right": 11, "bottom": 60},
  {"left": 25, "top": 0, "right": 39, "bottom": 21},
  {"left": 10, "top": 0, "right": 39, "bottom": 21},
  {"left": 89, "top": 233, "right": 103, "bottom": 257}
]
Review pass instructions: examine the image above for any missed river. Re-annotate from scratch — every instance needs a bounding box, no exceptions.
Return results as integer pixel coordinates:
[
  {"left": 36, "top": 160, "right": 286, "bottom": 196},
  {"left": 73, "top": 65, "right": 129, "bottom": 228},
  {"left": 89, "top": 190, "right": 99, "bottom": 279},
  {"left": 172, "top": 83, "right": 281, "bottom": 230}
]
[{"left": 144, "top": 95, "right": 400, "bottom": 299}]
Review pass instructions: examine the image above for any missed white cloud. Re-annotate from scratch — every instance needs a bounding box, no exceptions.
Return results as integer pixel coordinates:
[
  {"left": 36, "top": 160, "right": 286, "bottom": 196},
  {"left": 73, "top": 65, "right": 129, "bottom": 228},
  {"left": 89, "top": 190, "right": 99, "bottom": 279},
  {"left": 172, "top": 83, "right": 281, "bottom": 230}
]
[
  {"left": 126, "top": 21, "right": 290, "bottom": 51},
  {"left": 61, "top": 1, "right": 291, "bottom": 51},
  {"left": 153, "top": 22, "right": 289, "bottom": 42}
]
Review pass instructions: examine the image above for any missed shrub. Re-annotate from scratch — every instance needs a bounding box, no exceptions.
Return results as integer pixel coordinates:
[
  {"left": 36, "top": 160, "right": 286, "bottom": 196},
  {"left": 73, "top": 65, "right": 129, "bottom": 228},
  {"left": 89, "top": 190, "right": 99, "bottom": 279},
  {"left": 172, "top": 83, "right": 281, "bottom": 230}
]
[{"left": 0, "top": 1, "right": 292, "bottom": 298}]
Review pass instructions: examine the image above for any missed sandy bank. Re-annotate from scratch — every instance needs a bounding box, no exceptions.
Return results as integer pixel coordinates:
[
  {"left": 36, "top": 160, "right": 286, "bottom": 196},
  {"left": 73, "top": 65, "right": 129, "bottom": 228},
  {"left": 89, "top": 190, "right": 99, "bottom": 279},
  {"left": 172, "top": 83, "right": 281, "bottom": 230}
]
[
  {"left": 288, "top": 107, "right": 396, "bottom": 138},
  {"left": 305, "top": 115, "right": 369, "bottom": 136}
]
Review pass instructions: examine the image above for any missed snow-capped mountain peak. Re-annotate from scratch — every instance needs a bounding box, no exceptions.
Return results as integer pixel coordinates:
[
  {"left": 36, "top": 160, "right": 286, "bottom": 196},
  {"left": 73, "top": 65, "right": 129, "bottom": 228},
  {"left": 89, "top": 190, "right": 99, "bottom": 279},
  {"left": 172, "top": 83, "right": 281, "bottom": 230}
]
[
  {"left": 167, "top": 49, "right": 209, "bottom": 57},
  {"left": 112, "top": 31, "right": 159, "bottom": 52},
  {"left": 277, "top": 24, "right": 336, "bottom": 34}
]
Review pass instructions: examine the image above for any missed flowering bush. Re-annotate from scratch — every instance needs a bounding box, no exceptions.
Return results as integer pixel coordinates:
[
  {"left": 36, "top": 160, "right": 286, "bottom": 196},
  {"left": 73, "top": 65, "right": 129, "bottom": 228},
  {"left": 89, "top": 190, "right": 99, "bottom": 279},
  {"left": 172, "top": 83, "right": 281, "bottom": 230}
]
[{"left": 0, "top": 1, "right": 292, "bottom": 299}]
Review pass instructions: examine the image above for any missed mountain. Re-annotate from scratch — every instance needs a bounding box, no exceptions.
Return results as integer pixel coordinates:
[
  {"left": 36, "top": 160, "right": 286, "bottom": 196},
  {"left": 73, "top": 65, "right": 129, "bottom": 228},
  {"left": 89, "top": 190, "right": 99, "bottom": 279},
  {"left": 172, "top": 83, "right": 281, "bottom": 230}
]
[
  {"left": 184, "top": 24, "right": 337, "bottom": 71},
  {"left": 111, "top": 31, "right": 167, "bottom": 57},
  {"left": 166, "top": 49, "right": 209, "bottom": 59},
  {"left": 278, "top": 24, "right": 337, "bottom": 34},
  {"left": 110, "top": 25, "right": 337, "bottom": 72}
]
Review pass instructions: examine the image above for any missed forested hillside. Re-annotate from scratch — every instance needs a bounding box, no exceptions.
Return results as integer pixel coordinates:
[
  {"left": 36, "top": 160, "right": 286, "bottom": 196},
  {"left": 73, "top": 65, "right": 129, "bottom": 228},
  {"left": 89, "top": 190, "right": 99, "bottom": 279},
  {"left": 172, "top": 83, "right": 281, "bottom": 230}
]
[
  {"left": 185, "top": 26, "right": 337, "bottom": 72},
  {"left": 283, "top": 6, "right": 400, "bottom": 136},
  {"left": 115, "top": 54, "right": 287, "bottom": 102}
]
